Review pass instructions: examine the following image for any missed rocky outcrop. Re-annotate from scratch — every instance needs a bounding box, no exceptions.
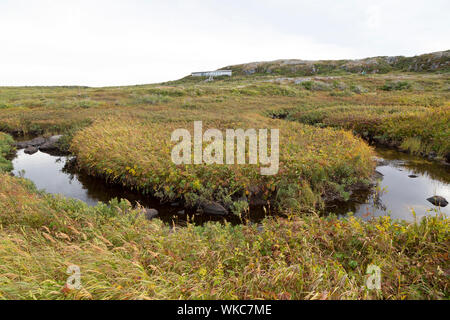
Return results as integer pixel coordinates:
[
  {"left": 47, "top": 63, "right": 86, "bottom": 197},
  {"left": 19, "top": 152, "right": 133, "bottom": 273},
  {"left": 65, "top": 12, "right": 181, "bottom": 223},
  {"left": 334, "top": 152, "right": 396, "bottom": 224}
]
[
  {"left": 15, "top": 135, "right": 62, "bottom": 152},
  {"left": 24, "top": 146, "right": 38, "bottom": 155},
  {"left": 16, "top": 137, "right": 46, "bottom": 149},
  {"left": 199, "top": 200, "right": 228, "bottom": 216},
  {"left": 39, "top": 135, "right": 63, "bottom": 151},
  {"left": 427, "top": 196, "right": 448, "bottom": 207},
  {"left": 224, "top": 50, "right": 450, "bottom": 76},
  {"left": 144, "top": 208, "right": 159, "bottom": 220}
]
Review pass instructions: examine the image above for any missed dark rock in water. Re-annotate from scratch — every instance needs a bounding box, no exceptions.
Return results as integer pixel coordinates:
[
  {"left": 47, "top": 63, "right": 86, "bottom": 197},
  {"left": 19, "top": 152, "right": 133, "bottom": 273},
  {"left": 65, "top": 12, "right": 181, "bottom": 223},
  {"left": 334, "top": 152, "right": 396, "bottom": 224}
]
[
  {"left": 248, "top": 185, "right": 267, "bottom": 206},
  {"left": 24, "top": 146, "right": 38, "bottom": 155},
  {"left": 16, "top": 135, "right": 62, "bottom": 152},
  {"left": 427, "top": 196, "right": 448, "bottom": 207},
  {"left": 29, "top": 137, "right": 46, "bottom": 146},
  {"left": 445, "top": 152, "right": 450, "bottom": 163},
  {"left": 200, "top": 201, "right": 228, "bottom": 216},
  {"left": 15, "top": 141, "right": 28, "bottom": 149},
  {"left": 408, "top": 174, "right": 418, "bottom": 178},
  {"left": 144, "top": 208, "right": 159, "bottom": 220},
  {"left": 39, "top": 135, "right": 62, "bottom": 151},
  {"left": 350, "top": 181, "right": 371, "bottom": 192},
  {"left": 49, "top": 135, "right": 62, "bottom": 143},
  {"left": 16, "top": 137, "right": 46, "bottom": 149},
  {"left": 39, "top": 143, "right": 54, "bottom": 151},
  {"left": 373, "top": 170, "right": 384, "bottom": 179}
]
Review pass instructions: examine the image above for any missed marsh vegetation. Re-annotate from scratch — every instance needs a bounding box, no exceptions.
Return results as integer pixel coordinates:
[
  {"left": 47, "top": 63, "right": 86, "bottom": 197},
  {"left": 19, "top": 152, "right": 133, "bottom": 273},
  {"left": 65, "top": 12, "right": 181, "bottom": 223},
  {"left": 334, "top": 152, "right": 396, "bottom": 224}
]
[{"left": 0, "top": 65, "right": 448, "bottom": 299}]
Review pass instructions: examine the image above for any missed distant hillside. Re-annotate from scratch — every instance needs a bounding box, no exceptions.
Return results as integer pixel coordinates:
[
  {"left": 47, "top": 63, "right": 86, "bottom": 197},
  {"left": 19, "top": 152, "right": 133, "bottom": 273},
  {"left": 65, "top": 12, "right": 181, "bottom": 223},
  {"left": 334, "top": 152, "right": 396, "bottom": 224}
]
[{"left": 221, "top": 50, "right": 450, "bottom": 76}]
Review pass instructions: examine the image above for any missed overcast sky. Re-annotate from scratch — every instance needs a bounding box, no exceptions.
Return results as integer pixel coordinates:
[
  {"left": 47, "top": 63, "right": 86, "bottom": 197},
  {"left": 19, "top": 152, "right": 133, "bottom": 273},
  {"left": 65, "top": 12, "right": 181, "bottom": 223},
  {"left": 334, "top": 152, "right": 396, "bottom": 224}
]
[{"left": 0, "top": 0, "right": 449, "bottom": 86}]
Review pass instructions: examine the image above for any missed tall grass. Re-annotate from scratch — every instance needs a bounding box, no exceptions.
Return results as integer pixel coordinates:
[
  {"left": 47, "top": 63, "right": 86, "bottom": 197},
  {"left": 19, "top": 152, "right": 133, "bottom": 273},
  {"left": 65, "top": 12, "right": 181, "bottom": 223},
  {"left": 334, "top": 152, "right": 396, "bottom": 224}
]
[
  {"left": 0, "top": 172, "right": 448, "bottom": 299},
  {"left": 289, "top": 103, "right": 450, "bottom": 156},
  {"left": 0, "top": 132, "right": 14, "bottom": 172},
  {"left": 71, "top": 116, "right": 374, "bottom": 213}
]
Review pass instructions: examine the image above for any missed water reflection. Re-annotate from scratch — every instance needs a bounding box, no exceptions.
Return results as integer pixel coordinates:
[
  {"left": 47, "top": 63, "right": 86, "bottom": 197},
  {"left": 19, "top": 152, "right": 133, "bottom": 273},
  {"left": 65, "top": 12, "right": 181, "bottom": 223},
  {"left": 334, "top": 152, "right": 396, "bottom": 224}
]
[
  {"left": 11, "top": 147, "right": 450, "bottom": 224},
  {"left": 11, "top": 149, "right": 270, "bottom": 225},
  {"left": 328, "top": 147, "right": 449, "bottom": 221}
]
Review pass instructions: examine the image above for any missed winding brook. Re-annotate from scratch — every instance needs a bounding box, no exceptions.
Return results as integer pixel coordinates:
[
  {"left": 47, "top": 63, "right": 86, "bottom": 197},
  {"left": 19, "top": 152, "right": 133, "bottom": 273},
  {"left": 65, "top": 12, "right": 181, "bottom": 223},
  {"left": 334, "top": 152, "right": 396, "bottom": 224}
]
[
  {"left": 11, "top": 146, "right": 449, "bottom": 223},
  {"left": 327, "top": 147, "right": 449, "bottom": 221}
]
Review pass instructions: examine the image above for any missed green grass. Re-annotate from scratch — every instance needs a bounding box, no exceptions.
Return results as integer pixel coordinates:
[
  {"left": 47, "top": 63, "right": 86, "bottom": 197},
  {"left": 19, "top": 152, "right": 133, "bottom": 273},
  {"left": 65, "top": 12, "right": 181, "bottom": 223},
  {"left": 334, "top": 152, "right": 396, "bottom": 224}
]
[
  {"left": 0, "top": 132, "right": 14, "bottom": 172},
  {"left": 288, "top": 103, "right": 449, "bottom": 156},
  {"left": 380, "top": 80, "right": 412, "bottom": 91}
]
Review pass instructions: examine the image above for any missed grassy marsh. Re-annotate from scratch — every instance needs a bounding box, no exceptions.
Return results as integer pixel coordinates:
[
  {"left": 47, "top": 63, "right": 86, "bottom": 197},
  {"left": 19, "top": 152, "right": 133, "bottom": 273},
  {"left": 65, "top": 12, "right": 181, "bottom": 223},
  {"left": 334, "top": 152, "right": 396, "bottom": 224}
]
[{"left": 0, "top": 70, "right": 449, "bottom": 300}]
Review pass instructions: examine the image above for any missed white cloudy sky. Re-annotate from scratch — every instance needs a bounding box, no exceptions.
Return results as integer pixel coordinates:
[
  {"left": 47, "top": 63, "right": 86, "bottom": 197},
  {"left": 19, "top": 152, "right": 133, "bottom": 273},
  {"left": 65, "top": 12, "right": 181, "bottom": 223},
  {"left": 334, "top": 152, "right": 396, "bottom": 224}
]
[{"left": 0, "top": 0, "right": 449, "bottom": 86}]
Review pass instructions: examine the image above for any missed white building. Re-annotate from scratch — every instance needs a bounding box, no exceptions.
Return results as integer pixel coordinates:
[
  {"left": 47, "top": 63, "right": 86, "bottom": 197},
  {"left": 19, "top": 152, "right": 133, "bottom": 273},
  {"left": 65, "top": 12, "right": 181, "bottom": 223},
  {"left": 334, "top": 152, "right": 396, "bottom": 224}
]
[{"left": 191, "top": 70, "right": 232, "bottom": 77}]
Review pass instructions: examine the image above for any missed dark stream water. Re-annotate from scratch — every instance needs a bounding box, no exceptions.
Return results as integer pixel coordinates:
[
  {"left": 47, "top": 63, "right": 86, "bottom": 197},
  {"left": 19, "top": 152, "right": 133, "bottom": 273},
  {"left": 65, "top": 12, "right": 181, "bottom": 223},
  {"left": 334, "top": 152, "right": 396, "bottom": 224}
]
[
  {"left": 11, "top": 147, "right": 449, "bottom": 223},
  {"left": 11, "top": 149, "right": 269, "bottom": 225},
  {"left": 327, "top": 147, "right": 449, "bottom": 221}
]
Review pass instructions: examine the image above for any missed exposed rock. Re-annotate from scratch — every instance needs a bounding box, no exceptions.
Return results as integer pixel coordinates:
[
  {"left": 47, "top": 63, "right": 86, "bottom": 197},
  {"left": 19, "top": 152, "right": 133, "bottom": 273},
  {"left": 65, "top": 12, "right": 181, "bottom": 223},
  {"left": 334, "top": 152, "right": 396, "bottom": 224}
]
[
  {"left": 226, "top": 51, "right": 450, "bottom": 76},
  {"left": 15, "top": 137, "right": 46, "bottom": 149},
  {"left": 428, "top": 151, "right": 437, "bottom": 160},
  {"left": 29, "top": 137, "right": 46, "bottom": 146},
  {"left": 24, "top": 146, "right": 38, "bottom": 155},
  {"left": 16, "top": 135, "right": 63, "bottom": 152},
  {"left": 48, "top": 135, "right": 63, "bottom": 143},
  {"left": 426, "top": 196, "right": 448, "bottom": 207},
  {"left": 39, "top": 135, "right": 62, "bottom": 151},
  {"left": 15, "top": 141, "right": 27, "bottom": 149},
  {"left": 444, "top": 152, "right": 450, "bottom": 163},
  {"left": 294, "top": 78, "right": 312, "bottom": 84},
  {"left": 176, "top": 210, "right": 185, "bottom": 215},
  {"left": 199, "top": 201, "right": 228, "bottom": 216},
  {"left": 373, "top": 170, "right": 384, "bottom": 180},
  {"left": 144, "top": 208, "right": 159, "bottom": 220},
  {"left": 349, "top": 181, "right": 372, "bottom": 191}
]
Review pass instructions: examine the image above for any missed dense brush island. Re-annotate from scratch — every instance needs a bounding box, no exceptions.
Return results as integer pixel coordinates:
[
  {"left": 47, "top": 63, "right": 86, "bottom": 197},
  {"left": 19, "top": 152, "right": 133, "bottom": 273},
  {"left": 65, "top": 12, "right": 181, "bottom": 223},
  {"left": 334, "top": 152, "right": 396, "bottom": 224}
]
[{"left": 0, "top": 51, "right": 449, "bottom": 299}]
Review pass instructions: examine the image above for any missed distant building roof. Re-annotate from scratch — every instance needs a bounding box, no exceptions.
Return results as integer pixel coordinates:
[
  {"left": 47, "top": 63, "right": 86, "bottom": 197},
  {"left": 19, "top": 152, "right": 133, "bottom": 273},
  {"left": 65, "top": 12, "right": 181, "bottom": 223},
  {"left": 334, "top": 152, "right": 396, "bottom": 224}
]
[{"left": 191, "top": 70, "right": 232, "bottom": 77}]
